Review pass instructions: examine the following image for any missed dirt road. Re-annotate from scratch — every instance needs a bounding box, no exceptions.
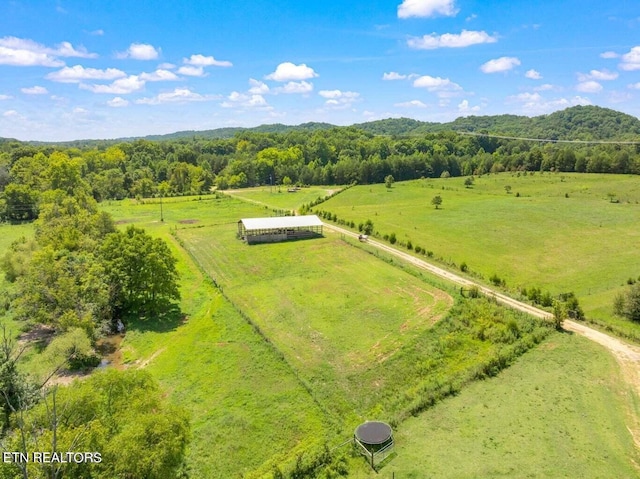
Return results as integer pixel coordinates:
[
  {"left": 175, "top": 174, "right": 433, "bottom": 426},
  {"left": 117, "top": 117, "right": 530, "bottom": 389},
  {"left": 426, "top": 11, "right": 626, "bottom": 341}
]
[{"left": 325, "top": 222, "right": 640, "bottom": 405}]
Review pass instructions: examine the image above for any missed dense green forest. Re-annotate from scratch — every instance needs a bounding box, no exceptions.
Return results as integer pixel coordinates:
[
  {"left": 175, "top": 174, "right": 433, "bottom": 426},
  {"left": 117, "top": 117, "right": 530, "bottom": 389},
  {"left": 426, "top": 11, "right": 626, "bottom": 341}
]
[{"left": 1, "top": 105, "right": 640, "bottom": 221}]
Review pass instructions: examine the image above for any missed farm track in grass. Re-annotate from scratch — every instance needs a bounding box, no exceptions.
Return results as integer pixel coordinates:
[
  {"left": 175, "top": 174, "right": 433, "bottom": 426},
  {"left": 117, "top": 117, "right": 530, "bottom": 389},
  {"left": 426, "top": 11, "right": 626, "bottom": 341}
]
[
  {"left": 349, "top": 332, "right": 640, "bottom": 478},
  {"left": 326, "top": 221, "right": 640, "bottom": 446},
  {"left": 318, "top": 173, "right": 640, "bottom": 339},
  {"left": 100, "top": 196, "right": 331, "bottom": 478},
  {"left": 99, "top": 194, "right": 640, "bottom": 478},
  {"left": 176, "top": 223, "right": 455, "bottom": 423}
]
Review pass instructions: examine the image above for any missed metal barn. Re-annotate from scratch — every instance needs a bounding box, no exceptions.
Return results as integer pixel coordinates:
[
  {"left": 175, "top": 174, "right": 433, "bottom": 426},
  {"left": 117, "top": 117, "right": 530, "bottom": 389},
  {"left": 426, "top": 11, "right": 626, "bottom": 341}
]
[{"left": 237, "top": 215, "right": 324, "bottom": 244}]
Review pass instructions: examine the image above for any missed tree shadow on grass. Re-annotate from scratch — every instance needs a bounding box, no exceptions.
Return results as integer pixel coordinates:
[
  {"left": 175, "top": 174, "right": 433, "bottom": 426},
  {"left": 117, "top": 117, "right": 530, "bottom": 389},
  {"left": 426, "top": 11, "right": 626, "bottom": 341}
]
[{"left": 124, "top": 300, "right": 186, "bottom": 334}]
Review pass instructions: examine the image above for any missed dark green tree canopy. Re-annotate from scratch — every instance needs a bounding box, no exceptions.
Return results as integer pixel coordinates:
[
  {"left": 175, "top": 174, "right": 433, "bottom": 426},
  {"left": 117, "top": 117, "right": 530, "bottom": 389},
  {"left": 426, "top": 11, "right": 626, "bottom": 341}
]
[{"left": 100, "top": 226, "right": 180, "bottom": 317}]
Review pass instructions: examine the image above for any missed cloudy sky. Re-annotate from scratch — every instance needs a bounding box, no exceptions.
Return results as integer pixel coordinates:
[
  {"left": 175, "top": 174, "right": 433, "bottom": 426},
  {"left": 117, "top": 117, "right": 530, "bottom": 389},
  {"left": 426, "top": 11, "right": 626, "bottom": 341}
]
[{"left": 1, "top": 0, "right": 640, "bottom": 141}]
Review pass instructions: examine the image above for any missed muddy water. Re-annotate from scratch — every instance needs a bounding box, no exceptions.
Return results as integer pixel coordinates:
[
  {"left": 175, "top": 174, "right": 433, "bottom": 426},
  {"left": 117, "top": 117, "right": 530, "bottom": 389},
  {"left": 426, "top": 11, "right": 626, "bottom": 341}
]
[{"left": 95, "top": 334, "right": 125, "bottom": 370}]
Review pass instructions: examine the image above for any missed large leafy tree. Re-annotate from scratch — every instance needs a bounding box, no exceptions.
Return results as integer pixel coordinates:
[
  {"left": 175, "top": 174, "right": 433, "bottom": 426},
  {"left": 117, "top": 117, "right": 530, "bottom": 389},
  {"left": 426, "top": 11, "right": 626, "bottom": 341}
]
[
  {"left": 100, "top": 226, "right": 180, "bottom": 317},
  {"left": 2, "top": 183, "right": 39, "bottom": 221},
  {"left": 0, "top": 369, "right": 190, "bottom": 479}
]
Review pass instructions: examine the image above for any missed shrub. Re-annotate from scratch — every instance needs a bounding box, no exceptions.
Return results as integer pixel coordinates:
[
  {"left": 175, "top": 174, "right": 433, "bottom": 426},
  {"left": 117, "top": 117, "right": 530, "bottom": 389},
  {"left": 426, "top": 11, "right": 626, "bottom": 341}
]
[
  {"left": 467, "top": 286, "right": 481, "bottom": 298},
  {"left": 414, "top": 246, "right": 422, "bottom": 254},
  {"left": 460, "top": 262, "right": 468, "bottom": 273},
  {"left": 389, "top": 232, "right": 397, "bottom": 244},
  {"left": 407, "top": 240, "right": 413, "bottom": 250}
]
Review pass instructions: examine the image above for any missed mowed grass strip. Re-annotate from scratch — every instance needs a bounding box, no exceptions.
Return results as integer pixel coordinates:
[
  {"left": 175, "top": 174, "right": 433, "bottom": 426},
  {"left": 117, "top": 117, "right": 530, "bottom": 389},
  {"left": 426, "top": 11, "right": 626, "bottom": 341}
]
[
  {"left": 348, "top": 332, "right": 640, "bottom": 478},
  {"left": 321, "top": 174, "right": 640, "bottom": 326},
  {"left": 177, "top": 224, "right": 453, "bottom": 421},
  {"left": 103, "top": 198, "right": 330, "bottom": 478},
  {"left": 224, "top": 185, "right": 338, "bottom": 211},
  {"left": 99, "top": 193, "right": 267, "bottom": 228}
]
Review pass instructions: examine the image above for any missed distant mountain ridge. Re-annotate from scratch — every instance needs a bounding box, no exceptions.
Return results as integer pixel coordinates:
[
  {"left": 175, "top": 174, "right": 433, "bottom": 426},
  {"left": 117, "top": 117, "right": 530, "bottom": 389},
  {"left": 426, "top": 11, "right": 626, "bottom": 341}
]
[
  {"left": 3, "top": 105, "right": 639, "bottom": 145},
  {"left": 142, "top": 106, "right": 640, "bottom": 142}
]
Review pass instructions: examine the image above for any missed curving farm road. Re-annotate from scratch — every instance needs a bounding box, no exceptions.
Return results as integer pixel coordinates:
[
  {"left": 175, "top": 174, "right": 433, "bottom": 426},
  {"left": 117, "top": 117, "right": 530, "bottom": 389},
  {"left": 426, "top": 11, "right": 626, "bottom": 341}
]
[{"left": 324, "top": 222, "right": 640, "bottom": 413}]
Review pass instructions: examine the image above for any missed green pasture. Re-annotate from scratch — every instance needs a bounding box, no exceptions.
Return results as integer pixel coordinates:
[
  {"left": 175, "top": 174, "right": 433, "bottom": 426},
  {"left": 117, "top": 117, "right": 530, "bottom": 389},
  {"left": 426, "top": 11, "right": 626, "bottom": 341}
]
[
  {"left": 349, "top": 331, "right": 640, "bottom": 478},
  {"left": 315, "top": 174, "right": 640, "bottom": 335},
  {"left": 177, "top": 225, "right": 452, "bottom": 420},
  {"left": 84, "top": 191, "right": 639, "bottom": 476},
  {"left": 101, "top": 197, "right": 331, "bottom": 478},
  {"left": 224, "top": 185, "right": 338, "bottom": 211},
  {"left": 0, "top": 222, "right": 34, "bottom": 337},
  {"left": 99, "top": 193, "right": 266, "bottom": 229}
]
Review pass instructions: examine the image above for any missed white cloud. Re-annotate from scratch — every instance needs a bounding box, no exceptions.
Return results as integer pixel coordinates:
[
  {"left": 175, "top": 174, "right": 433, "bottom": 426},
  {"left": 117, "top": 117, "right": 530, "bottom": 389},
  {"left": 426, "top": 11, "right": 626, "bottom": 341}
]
[
  {"left": 221, "top": 92, "right": 270, "bottom": 109},
  {"left": 398, "top": 0, "right": 459, "bottom": 18},
  {"left": 55, "top": 42, "right": 96, "bottom": 58},
  {"left": 140, "top": 69, "right": 179, "bottom": 82},
  {"left": 458, "top": 99, "right": 480, "bottom": 113},
  {"left": 395, "top": 100, "right": 428, "bottom": 108},
  {"left": 525, "top": 69, "right": 542, "bottom": 80},
  {"left": 183, "top": 54, "right": 232, "bottom": 67},
  {"left": 0, "top": 37, "right": 93, "bottom": 67},
  {"left": 176, "top": 65, "right": 205, "bottom": 77},
  {"left": 600, "top": 51, "right": 619, "bottom": 59},
  {"left": 480, "top": 56, "right": 521, "bottom": 73},
  {"left": 88, "top": 29, "right": 104, "bottom": 36},
  {"left": 407, "top": 30, "right": 497, "bottom": 50},
  {"left": 136, "top": 88, "right": 215, "bottom": 105},
  {"left": 382, "top": 72, "right": 407, "bottom": 80},
  {"left": 620, "top": 46, "right": 640, "bottom": 71},
  {"left": 158, "top": 62, "right": 176, "bottom": 69},
  {"left": 46, "top": 65, "right": 126, "bottom": 83},
  {"left": 80, "top": 75, "right": 145, "bottom": 94},
  {"left": 319, "top": 90, "right": 359, "bottom": 99},
  {"left": 107, "top": 97, "right": 129, "bottom": 107},
  {"left": 21, "top": 86, "right": 48, "bottom": 95},
  {"left": 577, "top": 69, "right": 618, "bottom": 81},
  {"left": 629, "top": 82, "right": 640, "bottom": 90},
  {"left": 534, "top": 83, "right": 556, "bottom": 91},
  {"left": 508, "top": 92, "right": 591, "bottom": 114},
  {"left": 248, "top": 78, "right": 270, "bottom": 94},
  {"left": 276, "top": 81, "right": 313, "bottom": 94},
  {"left": 0, "top": 47, "right": 63, "bottom": 67},
  {"left": 3, "top": 110, "right": 19, "bottom": 118},
  {"left": 116, "top": 43, "right": 159, "bottom": 60},
  {"left": 0, "top": 37, "right": 96, "bottom": 58},
  {"left": 265, "top": 62, "right": 318, "bottom": 81},
  {"left": 0, "top": 94, "right": 13, "bottom": 100},
  {"left": 318, "top": 90, "right": 360, "bottom": 108},
  {"left": 576, "top": 81, "right": 603, "bottom": 93},
  {"left": 412, "top": 75, "right": 462, "bottom": 97}
]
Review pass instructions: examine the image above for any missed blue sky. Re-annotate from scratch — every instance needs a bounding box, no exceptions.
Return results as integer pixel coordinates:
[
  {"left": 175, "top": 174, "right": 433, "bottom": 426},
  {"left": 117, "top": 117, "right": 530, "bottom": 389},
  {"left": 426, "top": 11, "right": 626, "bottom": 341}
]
[{"left": 1, "top": 0, "right": 640, "bottom": 141}]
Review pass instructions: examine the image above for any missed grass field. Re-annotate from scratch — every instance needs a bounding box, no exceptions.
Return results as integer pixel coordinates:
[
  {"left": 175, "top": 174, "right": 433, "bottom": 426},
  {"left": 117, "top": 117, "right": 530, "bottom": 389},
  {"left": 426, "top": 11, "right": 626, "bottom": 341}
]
[
  {"left": 177, "top": 223, "right": 454, "bottom": 422},
  {"left": 307, "top": 173, "right": 640, "bottom": 337},
  {"left": 348, "top": 331, "right": 640, "bottom": 478},
  {"left": 0, "top": 222, "right": 34, "bottom": 339},
  {"left": 5, "top": 188, "right": 637, "bottom": 477},
  {"left": 224, "top": 185, "right": 338, "bottom": 212},
  {"left": 99, "top": 196, "right": 332, "bottom": 477}
]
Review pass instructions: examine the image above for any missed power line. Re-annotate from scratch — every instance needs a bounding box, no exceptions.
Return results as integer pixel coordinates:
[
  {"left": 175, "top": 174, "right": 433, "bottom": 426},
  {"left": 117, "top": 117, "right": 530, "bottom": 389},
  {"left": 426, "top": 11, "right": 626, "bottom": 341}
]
[{"left": 456, "top": 131, "right": 640, "bottom": 145}]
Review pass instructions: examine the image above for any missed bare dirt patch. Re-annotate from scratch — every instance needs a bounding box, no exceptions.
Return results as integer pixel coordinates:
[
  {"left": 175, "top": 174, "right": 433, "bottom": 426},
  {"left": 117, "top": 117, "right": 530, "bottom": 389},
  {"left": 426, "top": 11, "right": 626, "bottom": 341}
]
[
  {"left": 17, "top": 324, "right": 56, "bottom": 347},
  {"left": 178, "top": 219, "right": 199, "bottom": 224}
]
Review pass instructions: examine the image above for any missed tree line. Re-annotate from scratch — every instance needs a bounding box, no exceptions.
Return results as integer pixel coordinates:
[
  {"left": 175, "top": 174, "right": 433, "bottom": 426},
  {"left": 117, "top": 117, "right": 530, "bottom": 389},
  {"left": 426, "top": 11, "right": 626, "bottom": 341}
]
[{"left": 2, "top": 120, "right": 640, "bottom": 221}]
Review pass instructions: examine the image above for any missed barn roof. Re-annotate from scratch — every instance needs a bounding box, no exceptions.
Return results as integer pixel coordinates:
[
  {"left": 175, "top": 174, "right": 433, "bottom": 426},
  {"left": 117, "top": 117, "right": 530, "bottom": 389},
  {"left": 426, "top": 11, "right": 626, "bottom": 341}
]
[{"left": 239, "top": 215, "right": 323, "bottom": 231}]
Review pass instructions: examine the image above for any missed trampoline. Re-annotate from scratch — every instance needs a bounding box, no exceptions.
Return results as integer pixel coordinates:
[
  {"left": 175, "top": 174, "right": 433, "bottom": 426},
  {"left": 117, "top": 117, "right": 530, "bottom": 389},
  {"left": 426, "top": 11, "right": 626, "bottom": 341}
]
[{"left": 354, "top": 421, "right": 394, "bottom": 469}]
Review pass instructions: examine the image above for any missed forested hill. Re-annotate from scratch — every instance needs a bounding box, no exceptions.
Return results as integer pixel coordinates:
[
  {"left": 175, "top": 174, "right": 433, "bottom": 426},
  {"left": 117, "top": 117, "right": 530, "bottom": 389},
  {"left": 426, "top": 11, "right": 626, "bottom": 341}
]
[
  {"left": 3, "top": 106, "right": 639, "bottom": 146},
  {"left": 137, "top": 106, "right": 640, "bottom": 142},
  {"left": 133, "top": 121, "right": 336, "bottom": 141},
  {"left": 356, "top": 106, "right": 640, "bottom": 141}
]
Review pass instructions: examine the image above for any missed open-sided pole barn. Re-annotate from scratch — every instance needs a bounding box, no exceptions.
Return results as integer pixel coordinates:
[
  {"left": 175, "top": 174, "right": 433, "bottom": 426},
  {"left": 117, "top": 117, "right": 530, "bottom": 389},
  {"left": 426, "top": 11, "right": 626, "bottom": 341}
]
[{"left": 237, "top": 215, "right": 323, "bottom": 244}]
